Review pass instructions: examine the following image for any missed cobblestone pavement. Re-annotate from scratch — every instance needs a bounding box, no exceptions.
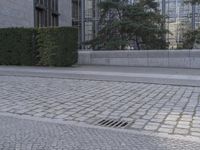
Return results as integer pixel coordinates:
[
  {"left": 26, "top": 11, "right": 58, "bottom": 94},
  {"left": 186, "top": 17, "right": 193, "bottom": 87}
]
[
  {"left": 0, "top": 115, "right": 200, "bottom": 150},
  {"left": 0, "top": 76, "right": 200, "bottom": 139}
]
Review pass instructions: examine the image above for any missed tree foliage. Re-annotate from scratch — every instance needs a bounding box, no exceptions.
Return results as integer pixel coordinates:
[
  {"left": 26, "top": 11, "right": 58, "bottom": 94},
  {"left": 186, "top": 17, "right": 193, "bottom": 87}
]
[
  {"left": 183, "top": 0, "right": 200, "bottom": 49},
  {"left": 86, "top": 0, "right": 169, "bottom": 50},
  {"left": 184, "top": 0, "right": 200, "bottom": 4},
  {"left": 182, "top": 29, "right": 200, "bottom": 49},
  {"left": 182, "top": 30, "right": 197, "bottom": 49}
]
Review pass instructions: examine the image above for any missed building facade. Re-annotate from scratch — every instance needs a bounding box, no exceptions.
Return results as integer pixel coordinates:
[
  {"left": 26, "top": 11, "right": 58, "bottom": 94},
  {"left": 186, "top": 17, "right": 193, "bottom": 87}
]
[
  {"left": 159, "top": 0, "right": 200, "bottom": 48},
  {"left": 0, "top": 0, "right": 72, "bottom": 28}
]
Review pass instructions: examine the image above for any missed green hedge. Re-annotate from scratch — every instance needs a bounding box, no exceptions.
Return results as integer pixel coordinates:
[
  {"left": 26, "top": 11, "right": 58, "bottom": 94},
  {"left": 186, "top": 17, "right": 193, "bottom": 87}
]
[
  {"left": 0, "top": 27, "right": 78, "bottom": 66},
  {"left": 36, "top": 27, "right": 78, "bottom": 66},
  {"left": 0, "top": 28, "right": 35, "bottom": 65}
]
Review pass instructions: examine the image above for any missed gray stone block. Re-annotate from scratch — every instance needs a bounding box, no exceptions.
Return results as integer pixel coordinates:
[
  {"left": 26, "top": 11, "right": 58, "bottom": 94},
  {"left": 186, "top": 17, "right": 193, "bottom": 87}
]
[
  {"left": 128, "top": 51, "right": 148, "bottom": 67},
  {"left": 190, "top": 50, "right": 200, "bottom": 68},
  {"left": 148, "top": 50, "right": 169, "bottom": 67},
  {"left": 190, "top": 50, "right": 200, "bottom": 57},
  {"left": 148, "top": 50, "right": 169, "bottom": 58},
  {"left": 78, "top": 52, "right": 91, "bottom": 65},
  {"left": 148, "top": 58, "right": 169, "bottom": 67},
  {"left": 91, "top": 51, "right": 129, "bottom": 58},
  {"left": 128, "top": 58, "right": 148, "bottom": 67},
  {"left": 190, "top": 57, "right": 200, "bottom": 69},
  {"left": 169, "top": 50, "right": 190, "bottom": 58},
  {"left": 109, "top": 58, "right": 129, "bottom": 66},
  {"left": 169, "top": 50, "right": 190, "bottom": 68},
  {"left": 169, "top": 58, "right": 190, "bottom": 68},
  {"left": 129, "top": 50, "right": 148, "bottom": 58},
  {"left": 91, "top": 51, "right": 109, "bottom": 58},
  {"left": 91, "top": 58, "right": 110, "bottom": 65}
]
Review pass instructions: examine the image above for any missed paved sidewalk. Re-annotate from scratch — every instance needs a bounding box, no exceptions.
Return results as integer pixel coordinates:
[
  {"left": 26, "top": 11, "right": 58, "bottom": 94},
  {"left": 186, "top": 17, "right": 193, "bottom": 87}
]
[
  {"left": 0, "top": 65, "right": 200, "bottom": 86},
  {"left": 0, "top": 115, "right": 200, "bottom": 150}
]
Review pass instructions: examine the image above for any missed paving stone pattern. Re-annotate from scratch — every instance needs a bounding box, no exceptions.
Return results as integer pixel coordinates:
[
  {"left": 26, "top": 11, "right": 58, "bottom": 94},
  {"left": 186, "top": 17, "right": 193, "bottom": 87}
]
[
  {"left": 1, "top": 115, "right": 200, "bottom": 150},
  {"left": 0, "top": 76, "right": 200, "bottom": 138}
]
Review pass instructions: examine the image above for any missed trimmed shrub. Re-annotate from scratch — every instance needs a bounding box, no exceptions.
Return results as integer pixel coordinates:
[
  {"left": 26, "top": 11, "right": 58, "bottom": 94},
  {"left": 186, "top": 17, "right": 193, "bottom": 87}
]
[
  {"left": 0, "top": 28, "right": 35, "bottom": 65},
  {"left": 0, "top": 27, "right": 78, "bottom": 66},
  {"left": 36, "top": 27, "right": 78, "bottom": 66}
]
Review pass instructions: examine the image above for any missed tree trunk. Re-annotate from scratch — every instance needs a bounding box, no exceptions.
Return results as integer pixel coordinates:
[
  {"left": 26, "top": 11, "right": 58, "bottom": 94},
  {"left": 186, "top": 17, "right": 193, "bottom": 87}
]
[{"left": 136, "top": 36, "right": 140, "bottom": 50}]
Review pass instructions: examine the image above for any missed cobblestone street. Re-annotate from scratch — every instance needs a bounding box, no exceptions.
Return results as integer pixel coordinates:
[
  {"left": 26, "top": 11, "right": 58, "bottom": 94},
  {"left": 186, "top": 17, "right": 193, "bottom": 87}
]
[
  {"left": 0, "top": 66, "right": 200, "bottom": 149},
  {"left": 0, "top": 75, "right": 200, "bottom": 138}
]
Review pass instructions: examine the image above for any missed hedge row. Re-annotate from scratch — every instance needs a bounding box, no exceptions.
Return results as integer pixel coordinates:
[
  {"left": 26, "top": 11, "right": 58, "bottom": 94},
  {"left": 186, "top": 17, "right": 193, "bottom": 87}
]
[{"left": 0, "top": 27, "right": 78, "bottom": 66}]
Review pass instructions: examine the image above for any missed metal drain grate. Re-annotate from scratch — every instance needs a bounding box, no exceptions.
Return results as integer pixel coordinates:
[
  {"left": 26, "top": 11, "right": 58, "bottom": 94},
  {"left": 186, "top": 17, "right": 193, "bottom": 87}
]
[{"left": 95, "top": 119, "right": 130, "bottom": 128}]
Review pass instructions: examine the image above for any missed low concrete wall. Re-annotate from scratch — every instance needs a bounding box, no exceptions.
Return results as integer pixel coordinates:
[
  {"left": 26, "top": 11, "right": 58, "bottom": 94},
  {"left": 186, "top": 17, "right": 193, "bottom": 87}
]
[{"left": 78, "top": 50, "right": 200, "bottom": 69}]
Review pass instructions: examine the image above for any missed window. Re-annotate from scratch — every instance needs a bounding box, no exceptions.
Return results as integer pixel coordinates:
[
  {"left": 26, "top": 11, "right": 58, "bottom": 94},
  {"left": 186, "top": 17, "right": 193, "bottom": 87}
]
[{"left": 34, "top": 0, "right": 59, "bottom": 27}]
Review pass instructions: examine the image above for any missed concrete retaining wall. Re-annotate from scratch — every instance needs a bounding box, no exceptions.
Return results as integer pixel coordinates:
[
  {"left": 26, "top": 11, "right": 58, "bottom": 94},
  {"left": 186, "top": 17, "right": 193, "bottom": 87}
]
[{"left": 78, "top": 50, "right": 200, "bottom": 69}]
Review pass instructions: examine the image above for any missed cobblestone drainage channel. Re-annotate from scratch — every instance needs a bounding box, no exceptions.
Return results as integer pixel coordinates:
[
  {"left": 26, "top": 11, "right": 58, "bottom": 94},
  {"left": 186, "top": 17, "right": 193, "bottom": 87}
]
[{"left": 94, "top": 118, "right": 132, "bottom": 128}]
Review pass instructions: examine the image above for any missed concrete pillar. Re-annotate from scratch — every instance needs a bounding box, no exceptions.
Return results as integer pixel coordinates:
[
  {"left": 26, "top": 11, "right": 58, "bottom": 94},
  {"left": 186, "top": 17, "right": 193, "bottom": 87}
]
[
  {"left": 192, "top": 4, "right": 196, "bottom": 30},
  {"left": 81, "top": 0, "right": 86, "bottom": 49}
]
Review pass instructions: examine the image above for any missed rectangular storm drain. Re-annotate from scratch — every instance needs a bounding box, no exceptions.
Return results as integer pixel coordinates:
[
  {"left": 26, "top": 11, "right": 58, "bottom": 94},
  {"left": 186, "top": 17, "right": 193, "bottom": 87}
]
[{"left": 95, "top": 119, "right": 130, "bottom": 128}]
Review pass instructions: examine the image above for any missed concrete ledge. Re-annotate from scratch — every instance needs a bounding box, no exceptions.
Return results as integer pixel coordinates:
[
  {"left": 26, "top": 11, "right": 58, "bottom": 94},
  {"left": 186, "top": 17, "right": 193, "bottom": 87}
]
[
  {"left": 78, "top": 51, "right": 91, "bottom": 64},
  {"left": 78, "top": 50, "right": 200, "bottom": 69}
]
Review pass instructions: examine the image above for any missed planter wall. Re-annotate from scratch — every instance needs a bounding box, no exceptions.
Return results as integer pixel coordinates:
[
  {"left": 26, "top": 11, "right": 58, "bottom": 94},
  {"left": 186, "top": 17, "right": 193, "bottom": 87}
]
[{"left": 78, "top": 50, "right": 200, "bottom": 69}]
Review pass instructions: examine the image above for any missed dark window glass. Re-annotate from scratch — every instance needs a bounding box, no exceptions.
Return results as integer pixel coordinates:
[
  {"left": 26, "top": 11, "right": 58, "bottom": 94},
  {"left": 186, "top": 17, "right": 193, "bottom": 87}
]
[{"left": 34, "top": 0, "right": 59, "bottom": 27}]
